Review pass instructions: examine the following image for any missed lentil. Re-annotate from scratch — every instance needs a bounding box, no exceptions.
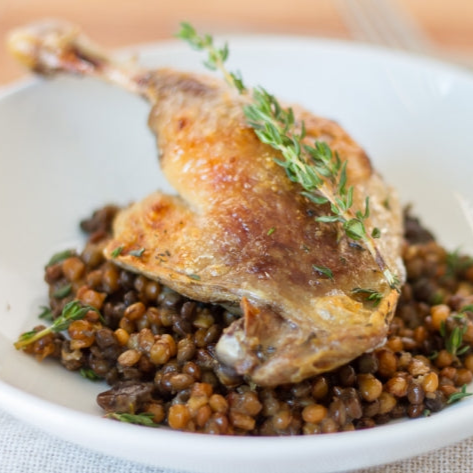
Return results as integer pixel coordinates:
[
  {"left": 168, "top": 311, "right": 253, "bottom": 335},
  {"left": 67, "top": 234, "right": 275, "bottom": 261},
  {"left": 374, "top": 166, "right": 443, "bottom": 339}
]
[
  {"left": 62, "top": 257, "right": 86, "bottom": 282},
  {"left": 358, "top": 374, "right": 383, "bottom": 402},
  {"left": 302, "top": 404, "right": 327, "bottom": 424},
  {"left": 168, "top": 404, "right": 191, "bottom": 430},
  {"left": 117, "top": 349, "right": 141, "bottom": 367}
]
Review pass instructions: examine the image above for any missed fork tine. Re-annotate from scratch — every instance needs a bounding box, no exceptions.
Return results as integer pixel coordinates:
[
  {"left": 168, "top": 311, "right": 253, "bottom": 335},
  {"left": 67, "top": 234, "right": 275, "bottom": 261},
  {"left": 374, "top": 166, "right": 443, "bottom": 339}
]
[
  {"left": 336, "top": 0, "right": 385, "bottom": 45},
  {"left": 371, "top": 0, "right": 433, "bottom": 53},
  {"left": 337, "top": 0, "right": 432, "bottom": 53}
]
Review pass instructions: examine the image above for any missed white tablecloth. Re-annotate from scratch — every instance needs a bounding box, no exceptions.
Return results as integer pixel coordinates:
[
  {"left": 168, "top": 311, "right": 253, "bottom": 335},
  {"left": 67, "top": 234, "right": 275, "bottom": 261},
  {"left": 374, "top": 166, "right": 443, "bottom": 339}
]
[{"left": 1, "top": 407, "right": 473, "bottom": 473}]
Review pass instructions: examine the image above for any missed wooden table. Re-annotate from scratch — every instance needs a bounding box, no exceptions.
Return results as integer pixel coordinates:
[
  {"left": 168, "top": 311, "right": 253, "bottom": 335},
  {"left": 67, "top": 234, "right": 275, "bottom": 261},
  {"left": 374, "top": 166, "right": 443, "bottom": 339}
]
[{"left": 1, "top": 0, "right": 473, "bottom": 85}]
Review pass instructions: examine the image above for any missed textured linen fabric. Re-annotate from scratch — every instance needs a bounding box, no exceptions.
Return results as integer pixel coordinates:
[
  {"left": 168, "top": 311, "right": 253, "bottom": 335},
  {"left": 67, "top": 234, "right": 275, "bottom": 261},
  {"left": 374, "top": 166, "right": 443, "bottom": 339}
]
[
  {"left": 1, "top": 407, "right": 473, "bottom": 473},
  {"left": 0, "top": 408, "right": 182, "bottom": 473}
]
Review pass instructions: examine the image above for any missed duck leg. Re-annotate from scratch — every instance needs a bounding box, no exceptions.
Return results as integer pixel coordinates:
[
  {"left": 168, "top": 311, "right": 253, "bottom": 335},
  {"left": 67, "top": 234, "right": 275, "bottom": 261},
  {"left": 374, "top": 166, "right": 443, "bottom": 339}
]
[{"left": 8, "top": 21, "right": 404, "bottom": 385}]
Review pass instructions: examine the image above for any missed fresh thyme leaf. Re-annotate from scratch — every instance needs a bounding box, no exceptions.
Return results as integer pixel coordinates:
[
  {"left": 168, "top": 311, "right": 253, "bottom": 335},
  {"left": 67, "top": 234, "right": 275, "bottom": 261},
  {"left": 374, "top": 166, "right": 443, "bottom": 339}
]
[
  {"left": 446, "top": 249, "right": 473, "bottom": 277},
  {"left": 106, "top": 412, "right": 160, "bottom": 427},
  {"left": 46, "top": 249, "right": 75, "bottom": 267},
  {"left": 460, "top": 304, "right": 473, "bottom": 313},
  {"left": 176, "top": 22, "right": 246, "bottom": 93},
  {"left": 447, "top": 384, "right": 473, "bottom": 404},
  {"left": 439, "top": 320, "right": 446, "bottom": 338},
  {"left": 17, "top": 330, "right": 38, "bottom": 342},
  {"left": 440, "top": 311, "right": 469, "bottom": 357},
  {"left": 38, "top": 305, "right": 53, "bottom": 321},
  {"left": 267, "top": 227, "right": 276, "bottom": 236},
  {"left": 52, "top": 283, "right": 72, "bottom": 299},
  {"left": 317, "top": 215, "right": 342, "bottom": 224},
  {"left": 383, "top": 269, "right": 400, "bottom": 290},
  {"left": 446, "top": 325, "right": 467, "bottom": 356},
  {"left": 177, "top": 23, "right": 400, "bottom": 291},
  {"left": 351, "top": 287, "right": 383, "bottom": 305},
  {"left": 129, "top": 248, "right": 145, "bottom": 257},
  {"left": 371, "top": 227, "right": 381, "bottom": 239},
  {"left": 14, "top": 300, "right": 99, "bottom": 350},
  {"left": 343, "top": 218, "right": 366, "bottom": 241},
  {"left": 457, "top": 345, "right": 470, "bottom": 356},
  {"left": 111, "top": 246, "right": 124, "bottom": 258},
  {"left": 312, "top": 265, "right": 334, "bottom": 281},
  {"left": 302, "top": 191, "right": 329, "bottom": 205},
  {"left": 80, "top": 368, "right": 101, "bottom": 381},
  {"left": 428, "top": 350, "right": 439, "bottom": 360},
  {"left": 188, "top": 273, "right": 201, "bottom": 280}
]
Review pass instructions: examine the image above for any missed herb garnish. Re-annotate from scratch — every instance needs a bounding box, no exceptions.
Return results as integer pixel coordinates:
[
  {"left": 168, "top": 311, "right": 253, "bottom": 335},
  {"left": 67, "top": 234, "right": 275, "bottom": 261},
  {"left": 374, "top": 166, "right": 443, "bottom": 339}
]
[
  {"left": 105, "top": 412, "right": 161, "bottom": 427},
  {"left": 442, "top": 309, "right": 471, "bottom": 357},
  {"left": 52, "top": 283, "right": 72, "bottom": 299},
  {"left": 351, "top": 287, "right": 383, "bottom": 306},
  {"left": 177, "top": 23, "right": 399, "bottom": 291},
  {"left": 445, "top": 325, "right": 469, "bottom": 356},
  {"left": 460, "top": 305, "right": 473, "bottom": 314},
  {"left": 46, "top": 249, "right": 75, "bottom": 267},
  {"left": 177, "top": 23, "right": 246, "bottom": 93},
  {"left": 447, "top": 384, "right": 473, "bottom": 404},
  {"left": 14, "top": 300, "right": 99, "bottom": 350},
  {"left": 446, "top": 249, "right": 473, "bottom": 277},
  {"left": 188, "top": 273, "right": 201, "bottom": 281},
  {"left": 129, "top": 248, "right": 145, "bottom": 257},
  {"left": 80, "top": 368, "right": 101, "bottom": 381},
  {"left": 38, "top": 305, "right": 53, "bottom": 322},
  {"left": 312, "top": 265, "right": 334, "bottom": 281},
  {"left": 428, "top": 350, "right": 439, "bottom": 360},
  {"left": 111, "top": 246, "right": 124, "bottom": 258},
  {"left": 267, "top": 227, "right": 276, "bottom": 236}
]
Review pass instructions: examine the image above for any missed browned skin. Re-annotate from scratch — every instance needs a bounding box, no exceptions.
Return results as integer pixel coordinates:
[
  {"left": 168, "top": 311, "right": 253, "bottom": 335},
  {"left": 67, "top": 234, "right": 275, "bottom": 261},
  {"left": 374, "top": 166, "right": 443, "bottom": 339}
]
[{"left": 8, "top": 21, "right": 405, "bottom": 385}]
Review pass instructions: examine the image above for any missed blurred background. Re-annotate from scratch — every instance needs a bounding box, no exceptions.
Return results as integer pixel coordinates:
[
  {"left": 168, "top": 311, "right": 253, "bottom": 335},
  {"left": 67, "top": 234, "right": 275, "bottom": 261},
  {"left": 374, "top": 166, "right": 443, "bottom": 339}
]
[{"left": 1, "top": 0, "right": 473, "bottom": 85}]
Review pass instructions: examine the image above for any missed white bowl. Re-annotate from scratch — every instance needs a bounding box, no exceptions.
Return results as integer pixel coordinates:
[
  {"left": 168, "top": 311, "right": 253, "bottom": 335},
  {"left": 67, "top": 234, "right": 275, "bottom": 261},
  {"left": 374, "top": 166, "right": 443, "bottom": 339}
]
[{"left": 1, "top": 36, "right": 473, "bottom": 473}]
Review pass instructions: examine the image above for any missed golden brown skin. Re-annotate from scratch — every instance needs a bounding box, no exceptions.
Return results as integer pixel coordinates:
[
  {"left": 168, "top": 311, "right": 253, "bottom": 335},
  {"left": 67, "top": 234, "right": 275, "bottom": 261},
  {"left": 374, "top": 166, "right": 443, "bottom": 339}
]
[{"left": 8, "top": 21, "right": 405, "bottom": 385}]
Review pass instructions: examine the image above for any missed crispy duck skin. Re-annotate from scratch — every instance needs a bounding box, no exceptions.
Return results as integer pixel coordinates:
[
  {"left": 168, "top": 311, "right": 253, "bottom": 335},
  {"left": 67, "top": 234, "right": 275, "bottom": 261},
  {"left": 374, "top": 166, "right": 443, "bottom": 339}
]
[{"left": 8, "top": 21, "right": 405, "bottom": 386}]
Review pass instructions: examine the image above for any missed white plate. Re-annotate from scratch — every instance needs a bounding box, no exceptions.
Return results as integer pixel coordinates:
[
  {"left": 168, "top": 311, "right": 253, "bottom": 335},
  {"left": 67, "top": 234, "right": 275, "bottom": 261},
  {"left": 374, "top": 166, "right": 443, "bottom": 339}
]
[{"left": 1, "top": 35, "right": 473, "bottom": 473}]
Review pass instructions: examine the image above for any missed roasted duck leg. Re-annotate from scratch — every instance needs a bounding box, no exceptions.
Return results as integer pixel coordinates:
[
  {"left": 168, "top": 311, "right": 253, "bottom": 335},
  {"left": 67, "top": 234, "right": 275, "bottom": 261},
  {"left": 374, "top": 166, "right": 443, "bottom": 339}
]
[{"left": 8, "top": 21, "right": 405, "bottom": 386}]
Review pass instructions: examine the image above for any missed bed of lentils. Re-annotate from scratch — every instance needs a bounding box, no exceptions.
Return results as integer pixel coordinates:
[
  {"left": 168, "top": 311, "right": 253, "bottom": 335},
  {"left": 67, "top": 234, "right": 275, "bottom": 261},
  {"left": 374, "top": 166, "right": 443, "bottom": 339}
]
[{"left": 20, "top": 205, "right": 473, "bottom": 435}]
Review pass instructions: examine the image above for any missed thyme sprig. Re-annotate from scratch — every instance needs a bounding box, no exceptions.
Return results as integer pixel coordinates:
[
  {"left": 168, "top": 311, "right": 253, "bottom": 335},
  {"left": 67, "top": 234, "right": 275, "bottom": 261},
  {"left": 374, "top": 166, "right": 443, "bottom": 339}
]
[
  {"left": 129, "top": 248, "right": 145, "bottom": 257},
  {"left": 177, "top": 23, "right": 246, "bottom": 93},
  {"left": 38, "top": 305, "right": 54, "bottom": 322},
  {"left": 446, "top": 249, "right": 473, "bottom": 277},
  {"left": 445, "top": 324, "right": 469, "bottom": 357},
  {"left": 351, "top": 287, "right": 384, "bottom": 306},
  {"left": 177, "top": 23, "right": 399, "bottom": 291},
  {"left": 105, "top": 412, "right": 161, "bottom": 427},
  {"left": 80, "top": 368, "right": 101, "bottom": 381},
  {"left": 52, "top": 283, "right": 72, "bottom": 299},
  {"left": 312, "top": 264, "right": 334, "bottom": 281},
  {"left": 14, "top": 300, "right": 99, "bottom": 350},
  {"left": 46, "top": 249, "right": 75, "bottom": 267},
  {"left": 447, "top": 384, "right": 473, "bottom": 404},
  {"left": 111, "top": 245, "right": 124, "bottom": 258},
  {"left": 441, "top": 307, "right": 473, "bottom": 357}
]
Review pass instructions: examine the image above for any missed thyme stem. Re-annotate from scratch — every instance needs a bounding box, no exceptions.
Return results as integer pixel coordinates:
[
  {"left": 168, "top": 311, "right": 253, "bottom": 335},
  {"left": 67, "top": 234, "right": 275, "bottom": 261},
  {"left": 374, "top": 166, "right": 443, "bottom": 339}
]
[
  {"left": 177, "top": 23, "right": 399, "bottom": 291},
  {"left": 14, "top": 300, "right": 99, "bottom": 350},
  {"left": 105, "top": 412, "right": 161, "bottom": 427}
]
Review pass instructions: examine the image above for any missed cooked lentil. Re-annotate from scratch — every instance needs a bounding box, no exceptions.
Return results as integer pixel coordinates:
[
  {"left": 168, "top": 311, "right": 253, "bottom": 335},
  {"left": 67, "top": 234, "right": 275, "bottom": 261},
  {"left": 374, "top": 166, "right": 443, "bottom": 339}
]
[{"left": 18, "top": 209, "right": 473, "bottom": 435}]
